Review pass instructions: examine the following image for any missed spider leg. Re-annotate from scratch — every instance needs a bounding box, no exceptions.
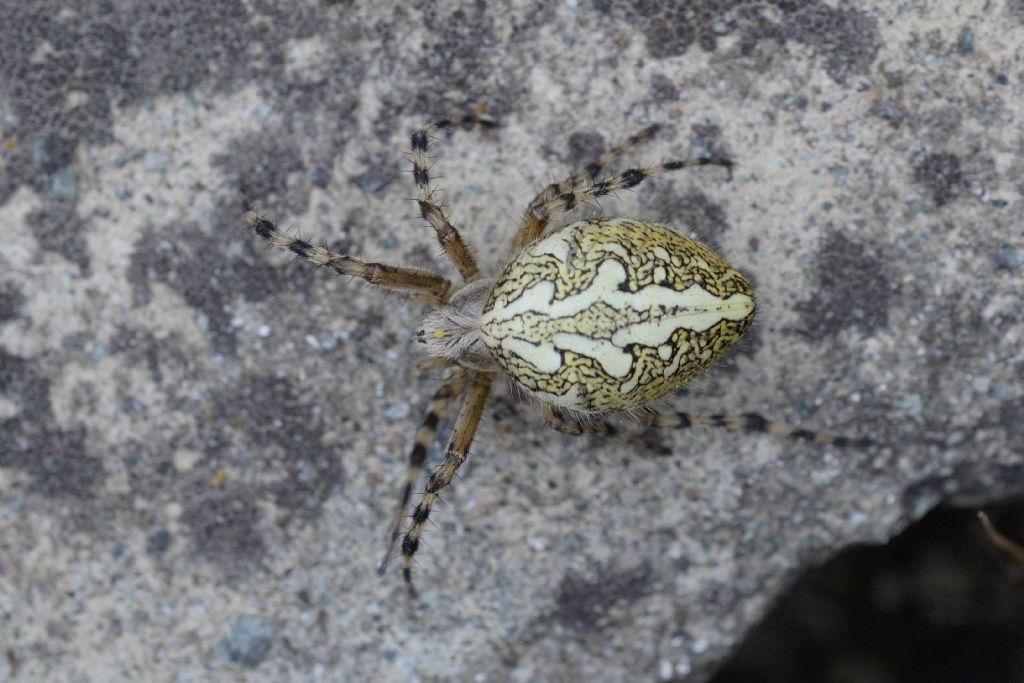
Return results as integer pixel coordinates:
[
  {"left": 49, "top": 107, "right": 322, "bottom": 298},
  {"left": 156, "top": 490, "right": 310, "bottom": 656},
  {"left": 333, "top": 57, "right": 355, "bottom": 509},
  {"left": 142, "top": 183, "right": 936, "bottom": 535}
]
[
  {"left": 537, "top": 125, "right": 664, "bottom": 207},
  {"left": 541, "top": 404, "right": 670, "bottom": 455},
  {"left": 377, "top": 367, "right": 469, "bottom": 575},
  {"left": 244, "top": 212, "right": 452, "bottom": 306},
  {"left": 541, "top": 404, "right": 615, "bottom": 436},
  {"left": 649, "top": 411, "right": 876, "bottom": 448},
  {"left": 409, "top": 114, "right": 497, "bottom": 282},
  {"left": 509, "top": 124, "right": 662, "bottom": 257},
  {"left": 401, "top": 372, "right": 493, "bottom": 595},
  {"left": 527, "top": 157, "right": 733, "bottom": 238}
]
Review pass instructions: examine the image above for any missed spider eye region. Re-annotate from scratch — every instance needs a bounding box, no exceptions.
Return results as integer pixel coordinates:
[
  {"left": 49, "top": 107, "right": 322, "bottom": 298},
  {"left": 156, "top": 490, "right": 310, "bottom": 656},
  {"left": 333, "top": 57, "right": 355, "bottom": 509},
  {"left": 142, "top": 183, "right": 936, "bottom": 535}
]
[{"left": 479, "top": 219, "right": 755, "bottom": 412}]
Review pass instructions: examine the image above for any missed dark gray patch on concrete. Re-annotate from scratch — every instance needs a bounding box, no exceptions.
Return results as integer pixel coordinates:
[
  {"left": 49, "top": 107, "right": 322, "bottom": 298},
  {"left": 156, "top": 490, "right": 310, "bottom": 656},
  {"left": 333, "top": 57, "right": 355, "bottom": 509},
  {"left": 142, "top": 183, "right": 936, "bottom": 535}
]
[
  {"left": 29, "top": 133, "right": 76, "bottom": 183},
  {"left": 602, "top": 2, "right": 705, "bottom": 54},
  {"left": 0, "top": 349, "right": 103, "bottom": 498},
  {"left": 26, "top": 204, "right": 90, "bottom": 273},
  {"left": 795, "top": 231, "right": 893, "bottom": 339},
  {"left": 180, "top": 491, "right": 267, "bottom": 571},
  {"left": 675, "top": 190, "right": 730, "bottom": 238},
  {"left": 689, "top": 122, "right": 730, "bottom": 162},
  {"left": 566, "top": 131, "right": 606, "bottom": 171},
  {"left": 650, "top": 73, "right": 680, "bottom": 102},
  {"left": 869, "top": 96, "right": 908, "bottom": 128},
  {"left": 28, "top": 133, "right": 79, "bottom": 203},
  {"left": 415, "top": 3, "right": 496, "bottom": 82},
  {"left": 213, "top": 131, "right": 308, "bottom": 213},
  {"left": 919, "top": 108, "right": 965, "bottom": 149},
  {"left": 550, "top": 562, "right": 655, "bottom": 633},
  {"left": 126, "top": 218, "right": 307, "bottom": 355},
  {"left": 309, "top": 166, "right": 332, "bottom": 189},
  {"left": 774, "top": 4, "right": 880, "bottom": 84},
  {"left": 996, "top": 397, "right": 1024, "bottom": 447},
  {"left": 503, "top": 562, "right": 659, "bottom": 673},
  {"left": 0, "top": 283, "right": 25, "bottom": 322},
  {"left": 203, "top": 373, "right": 344, "bottom": 523},
  {"left": 602, "top": 2, "right": 879, "bottom": 84},
  {"left": 0, "top": 0, "right": 368, "bottom": 291},
  {"left": 219, "top": 614, "right": 277, "bottom": 668},
  {"left": 0, "top": 0, "right": 271, "bottom": 205},
  {"left": 146, "top": 529, "right": 172, "bottom": 556},
  {"left": 348, "top": 154, "right": 398, "bottom": 195},
  {"left": 993, "top": 245, "right": 1020, "bottom": 272},
  {"left": 913, "top": 152, "right": 965, "bottom": 207},
  {"left": 956, "top": 27, "right": 975, "bottom": 54},
  {"left": 405, "top": 242, "right": 441, "bottom": 273},
  {"left": 370, "top": 5, "right": 533, "bottom": 127},
  {"left": 107, "top": 327, "right": 167, "bottom": 384},
  {"left": 869, "top": 69, "right": 954, "bottom": 132}
]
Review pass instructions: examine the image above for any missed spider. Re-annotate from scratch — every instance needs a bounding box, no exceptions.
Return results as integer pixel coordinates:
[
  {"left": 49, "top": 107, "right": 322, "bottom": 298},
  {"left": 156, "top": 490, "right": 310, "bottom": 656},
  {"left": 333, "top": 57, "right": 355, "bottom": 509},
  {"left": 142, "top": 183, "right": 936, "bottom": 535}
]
[{"left": 244, "top": 114, "right": 870, "bottom": 594}]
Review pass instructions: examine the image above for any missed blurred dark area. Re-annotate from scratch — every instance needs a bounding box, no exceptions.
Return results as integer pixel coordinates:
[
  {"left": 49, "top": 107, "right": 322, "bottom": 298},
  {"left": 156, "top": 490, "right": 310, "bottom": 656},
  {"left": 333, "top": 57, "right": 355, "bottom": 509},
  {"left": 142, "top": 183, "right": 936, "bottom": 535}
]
[{"left": 710, "top": 501, "right": 1024, "bottom": 683}]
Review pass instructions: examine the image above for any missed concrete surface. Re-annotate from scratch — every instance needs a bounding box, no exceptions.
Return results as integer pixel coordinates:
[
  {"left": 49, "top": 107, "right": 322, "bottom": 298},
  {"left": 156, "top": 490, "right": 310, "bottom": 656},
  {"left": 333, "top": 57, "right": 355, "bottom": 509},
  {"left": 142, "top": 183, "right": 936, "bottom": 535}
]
[{"left": 1, "top": 1, "right": 1022, "bottom": 681}]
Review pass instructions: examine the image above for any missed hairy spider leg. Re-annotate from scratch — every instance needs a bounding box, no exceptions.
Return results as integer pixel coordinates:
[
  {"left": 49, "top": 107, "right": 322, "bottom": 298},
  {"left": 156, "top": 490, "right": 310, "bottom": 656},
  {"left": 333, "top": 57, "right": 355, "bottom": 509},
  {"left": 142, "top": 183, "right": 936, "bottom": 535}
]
[
  {"left": 409, "top": 114, "right": 497, "bottom": 282},
  {"left": 648, "top": 411, "right": 875, "bottom": 448},
  {"left": 509, "top": 124, "right": 663, "bottom": 256},
  {"left": 244, "top": 212, "right": 452, "bottom": 305},
  {"left": 542, "top": 402, "right": 872, "bottom": 448},
  {"left": 378, "top": 368, "right": 469, "bottom": 575},
  {"left": 527, "top": 158, "right": 733, "bottom": 239},
  {"left": 541, "top": 404, "right": 670, "bottom": 456},
  {"left": 401, "top": 373, "right": 493, "bottom": 595}
]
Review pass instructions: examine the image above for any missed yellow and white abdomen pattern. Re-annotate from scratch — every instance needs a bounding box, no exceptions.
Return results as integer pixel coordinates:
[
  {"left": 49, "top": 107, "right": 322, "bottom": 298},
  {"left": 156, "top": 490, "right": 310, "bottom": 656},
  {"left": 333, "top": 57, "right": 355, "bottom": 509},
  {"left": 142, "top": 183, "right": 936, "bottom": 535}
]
[{"left": 479, "top": 219, "right": 755, "bottom": 412}]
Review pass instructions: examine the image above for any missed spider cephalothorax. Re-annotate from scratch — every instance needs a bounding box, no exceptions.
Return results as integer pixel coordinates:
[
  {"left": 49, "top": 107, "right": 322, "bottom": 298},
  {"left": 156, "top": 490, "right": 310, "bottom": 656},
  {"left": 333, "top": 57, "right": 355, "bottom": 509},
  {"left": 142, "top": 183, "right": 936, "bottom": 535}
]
[
  {"left": 415, "top": 277, "right": 499, "bottom": 372},
  {"left": 245, "top": 114, "right": 867, "bottom": 594}
]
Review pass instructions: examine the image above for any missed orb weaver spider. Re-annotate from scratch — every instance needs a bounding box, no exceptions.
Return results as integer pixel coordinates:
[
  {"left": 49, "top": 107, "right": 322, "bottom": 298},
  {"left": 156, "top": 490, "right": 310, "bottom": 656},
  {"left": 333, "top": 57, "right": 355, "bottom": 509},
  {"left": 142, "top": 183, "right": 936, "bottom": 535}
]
[{"left": 244, "top": 114, "right": 869, "bottom": 594}]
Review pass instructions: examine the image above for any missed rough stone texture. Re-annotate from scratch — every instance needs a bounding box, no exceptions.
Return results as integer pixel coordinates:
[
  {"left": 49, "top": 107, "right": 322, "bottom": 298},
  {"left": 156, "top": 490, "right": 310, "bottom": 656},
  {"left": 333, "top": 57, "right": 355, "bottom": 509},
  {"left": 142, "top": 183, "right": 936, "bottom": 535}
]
[{"left": 0, "top": 1, "right": 1021, "bottom": 681}]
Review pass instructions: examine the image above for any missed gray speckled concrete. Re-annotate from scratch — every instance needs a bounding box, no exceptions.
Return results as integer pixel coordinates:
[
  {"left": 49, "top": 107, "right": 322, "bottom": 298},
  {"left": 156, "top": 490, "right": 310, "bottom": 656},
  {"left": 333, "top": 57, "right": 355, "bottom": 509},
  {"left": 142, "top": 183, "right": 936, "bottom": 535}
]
[{"left": 1, "top": 2, "right": 1022, "bottom": 681}]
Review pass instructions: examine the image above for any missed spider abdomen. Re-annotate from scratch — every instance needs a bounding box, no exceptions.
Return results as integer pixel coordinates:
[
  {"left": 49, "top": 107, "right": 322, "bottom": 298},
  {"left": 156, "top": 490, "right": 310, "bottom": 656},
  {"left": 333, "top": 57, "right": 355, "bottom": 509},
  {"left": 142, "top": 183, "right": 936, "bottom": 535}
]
[{"left": 479, "top": 219, "right": 755, "bottom": 412}]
